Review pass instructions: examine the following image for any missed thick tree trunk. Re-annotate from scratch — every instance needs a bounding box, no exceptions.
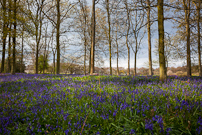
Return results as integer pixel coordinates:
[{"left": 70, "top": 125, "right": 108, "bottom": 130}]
[
  {"left": 196, "top": 1, "right": 201, "bottom": 76},
  {"left": 106, "top": 0, "right": 112, "bottom": 75},
  {"left": 157, "top": 0, "right": 166, "bottom": 81},
  {"left": 183, "top": 0, "right": 191, "bottom": 77},
  {"left": 12, "top": 0, "right": 17, "bottom": 75},
  {"left": 147, "top": 0, "right": 153, "bottom": 76},
  {"left": 8, "top": 0, "right": 12, "bottom": 73},
  {"left": 90, "top": 0, "right": 95, "bottom": 75},
  {"left": 56, "top": 0, "right": 60, "bottom": 74},
  {"left": 36, "top": 20, "right": 42, "bottom": 74},
  {"left": 1, "top": 0, "right": 7, "bottom": 73}
]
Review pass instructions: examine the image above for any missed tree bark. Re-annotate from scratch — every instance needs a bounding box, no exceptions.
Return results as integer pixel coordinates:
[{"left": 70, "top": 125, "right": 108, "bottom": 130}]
[
  {"left": 147, "top": 0, "right": 153, "bottom": 76},
  {"left": 56, "top": 0, "right": 60, "bottom": 74},
  {"left": 8, "top": 25, "right": 11, "bottom": 73},
  {"left": 53, "top": 52, "right": 56, "bottom": 74},
  {"left": 134, "top": 52, "right": 137, "bottom": 76},
  {"left": 35, "top": 15, "right": 43, "bottom": 74},
  {"left": 157, "top": 0, "right": 166, "bottom": 81},
  {"left": 80, "top": 0, "right": 87, "bottom": 75},
  {"left": 195, "top": 1, "right": 201, "bottom": 76},
  {"left": 35, "top": 23, "right": 39, "bottom": 74},
  {"left": 84, "top": 33, "right": 87, "bottom": 75},
  {"left": 8, "top": 0, "right": 12, "bottom": 73},
  {"left": 90, "top": 0, "right": 95, "bottom": 75},
  {"left": 198, "top": 1, "right": 201, "bottom": 76},
  {"left": 125, "top": 0, "right": 130, "bottom": 75},
  {"left": 1, "top": 0, "right": 8, "bottom": 73},
  {"left": 106, "top": 0, "right": 112, "bottom": 75},
  {"left": 21, "top": 26, "right": 24, "bottom": 73},
  {"left": 115, "top": 24, "right": 119, "bottom": 76},
  {"left": 127, "top": 44, "right": 130, "bottom": 75},
  {"left": 183, "top": 0, "right": 191, "bottom": 77},
  {"left": 12, "top": 0, "right": 17, "bottom": 75},
  {"left": 133, "top": 36, "right": 138, "bottom": 76},
  {"left": 89, "top": 47, "right": 91, "bottom": 74}
]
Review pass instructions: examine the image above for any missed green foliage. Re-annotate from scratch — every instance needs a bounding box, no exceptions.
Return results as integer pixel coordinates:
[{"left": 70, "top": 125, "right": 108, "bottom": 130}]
[{"left": 38, "top": 55, "right": 49, "bottom": 73}]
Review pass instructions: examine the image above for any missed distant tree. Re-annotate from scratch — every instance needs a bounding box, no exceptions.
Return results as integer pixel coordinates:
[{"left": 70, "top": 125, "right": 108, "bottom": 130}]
[
  {"left": 146, "top": 0, "right": 154, "bottom": 76},
  {"left": 130, "top": 1, "right": 146, "bottom": 76},
  {"left": 90, "top": 0, "right": 96, "bottom": 75},
  {"left": 38, "top": 55, "right": 49, "bottom": 73},
  {"left": 26, "top": 0, "right": 45, "bottom": 74},
  {"left": 124, "top": 0, "right": 131, "bottom": 75},
  {"left": 78, "top": 0, "right": 89, "bottom": 75},
  {"left": 105, "top": 0, "right": 112, "bottom": 75}
]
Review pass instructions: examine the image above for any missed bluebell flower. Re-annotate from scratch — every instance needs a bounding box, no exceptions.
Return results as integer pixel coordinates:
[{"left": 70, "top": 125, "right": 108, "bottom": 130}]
[
  {"left": 166, "top": 128, "right": 171, "bottom": 135},
  {"left": 145, "top": 119, "right": 153, "bottom": 131},
  {"left": 198, "top": 116, "right": 202, "bottom": 125},
  {"left": 129, "top": 129, "right": 135, "bottom": 134},
  {"left": 65, "top": 129, "right": 69, "bottom": 134},
  {"left": 113, "top": 110, "right": 117, "bottom": 117}
]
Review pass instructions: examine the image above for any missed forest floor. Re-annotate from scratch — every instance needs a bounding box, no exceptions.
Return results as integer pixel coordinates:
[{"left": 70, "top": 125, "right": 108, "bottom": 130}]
[{"left": 0, "top": 74, "right": 202, "bottom": 134}]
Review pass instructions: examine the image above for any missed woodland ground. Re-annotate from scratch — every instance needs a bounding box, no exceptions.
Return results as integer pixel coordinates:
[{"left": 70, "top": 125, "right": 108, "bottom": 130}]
[{"left": 0, "top": 74, "right": 202, "bottom": 134}]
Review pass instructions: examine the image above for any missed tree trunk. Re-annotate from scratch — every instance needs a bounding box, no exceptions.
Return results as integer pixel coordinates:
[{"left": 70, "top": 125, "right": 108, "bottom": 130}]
[
  {"left": 147, "top": 0, "right": 153, "bottom": 76},
  {"left": 183, "top": 0, "right": 191, "bottom": 77},
  {"left": 157, "top": 0, "right": 166, "bottom": 81},
  {"left": 116, "top": 51, "right": 119, "bottom": 75},
  {"left": 106, "top": 0, "right": 112, "bottom": 75},
  {"left": 89, "top": 47, "right": 91, "bottom": 74},
  {"left": 84, "top": 37, "right": 87, "bottom": 75},
  {"left": 1, "top": 0, "right": 7, "bottom": 73},
  {"left": 126, "top": 42, "right": 130, "bottom": 76},
  {"left": 80, "top": 0, "right": 87, "bottom": 75},
  {"left": 53, "top": 52, "right": 56, "bottom": 74},
  {"left": 12, "top": 0, "right": 17, "bottom": 75},
  {"left": 196, "top": 1, "right": 201, "bottom": 76},
  {"left": 43, "top": 27, "right": 47, "bottom": 74},
  {"left": 8, "top": 25, "right": 11, "bottom": 73},
  {"left": 21, "top": 26, "right": 24, "bottom": 73},
  {"left": 90, "top": 0, "right": 95, "bottom": 75},
  {"left": 133, "top": 33, "right": 138, "bottom": 76},
  {"left": 56, "top": 0, "right": 60, "bottom": 74},
  {"left": 125, "top": 0, "right": 130, "bottom": 75},
  {"left": 134, "top": 52, "right": 137, "bottom": 76},
  {"left": 36, "top": 27, "right": 39, "bottom": 74},
  {"left": 115, "top": 25, "right": 119, "bottom": 75},
  {"left": 35, "top": 18, "right": 42, "bottom": 74},
  {"left": 8, "top": 0, "right": 12, "bottom": 73}
]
